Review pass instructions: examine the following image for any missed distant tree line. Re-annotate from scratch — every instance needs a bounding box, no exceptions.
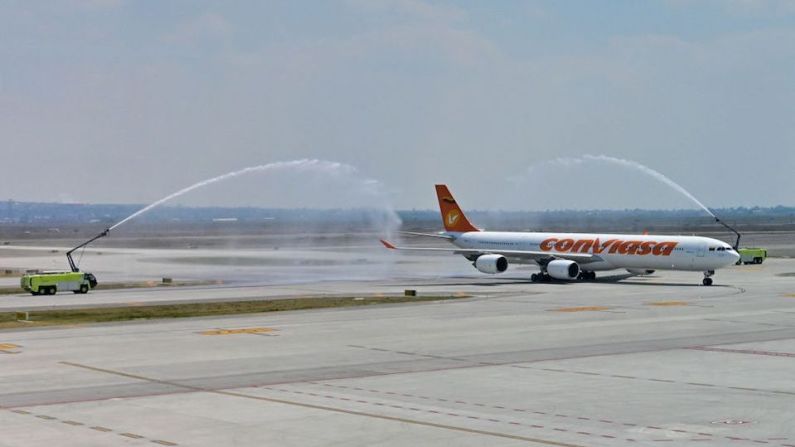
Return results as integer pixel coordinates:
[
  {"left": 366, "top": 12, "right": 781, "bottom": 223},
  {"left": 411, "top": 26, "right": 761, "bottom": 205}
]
[{"left": 1, "top": 200, "right": 793, "bottom": 229}]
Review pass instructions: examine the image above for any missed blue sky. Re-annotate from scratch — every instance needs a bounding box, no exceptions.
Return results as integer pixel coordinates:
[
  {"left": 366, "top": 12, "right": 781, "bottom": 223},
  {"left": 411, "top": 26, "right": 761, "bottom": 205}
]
[{"left": 1, "top": 0, "right": 794, "bottom": 211}]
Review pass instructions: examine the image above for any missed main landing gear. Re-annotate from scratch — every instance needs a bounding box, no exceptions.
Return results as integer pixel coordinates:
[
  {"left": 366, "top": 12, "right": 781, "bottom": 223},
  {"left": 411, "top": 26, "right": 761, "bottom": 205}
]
[
  {"left": 530, "top": 273, "right": 550, "bottom": 283},
  {"left": 702, "top": 270, "right": 714, "bottom": 286},
  {"left": 530, "top": 271, "right": 596, "bottom": 282}
]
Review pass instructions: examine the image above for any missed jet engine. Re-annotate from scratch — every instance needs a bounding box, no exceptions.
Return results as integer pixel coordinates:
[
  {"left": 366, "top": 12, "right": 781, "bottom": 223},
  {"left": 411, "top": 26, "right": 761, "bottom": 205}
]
[
  {"left": 474, "top": 254, "right": 508, "bottom": 274},
  {"left": 547, "top": 259, "right": 580, "bottom": 280},
  {"left": 627, "top": 269, "right": 655, "bottom": 275}
]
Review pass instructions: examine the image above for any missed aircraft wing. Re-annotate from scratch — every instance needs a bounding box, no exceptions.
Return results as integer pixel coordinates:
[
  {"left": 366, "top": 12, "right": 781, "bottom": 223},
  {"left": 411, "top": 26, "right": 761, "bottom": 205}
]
[{"left": 379, "top": 240, "right": 599, "bottom": 264}]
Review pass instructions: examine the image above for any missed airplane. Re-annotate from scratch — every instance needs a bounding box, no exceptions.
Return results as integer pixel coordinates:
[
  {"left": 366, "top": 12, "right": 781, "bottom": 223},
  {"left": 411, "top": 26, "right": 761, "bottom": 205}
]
[{"left": 380, "top": 185, "right": 741, "bottom": 286}]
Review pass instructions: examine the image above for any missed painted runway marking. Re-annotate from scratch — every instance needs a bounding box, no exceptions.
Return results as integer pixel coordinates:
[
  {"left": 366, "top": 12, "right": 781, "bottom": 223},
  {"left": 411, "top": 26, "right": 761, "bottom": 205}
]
[
  {"left": 703, "top": 318, "right": 788, "bottom": 328},
  {"left": 512, "top": 363, "right": 795, "bottom": 397},
  {"left": 0, "top": 402, "right": 179, "bottom": 445},
  {"left": 348, "top": 343, "right": 795, "bottom": 402},
  {"left": 348, "top": 344, "right": 478, "bottom": 364},
  {"left": 263, "top": 385, "right": 641, "bottom": 443},
  {"left": 549, "top": 306, "right": 611, "bottom": 313},
  {"left": 200, "top": 327, "right": 276, "bottom": 336},
  {"left": 646, "top": 301, "right": 689, "bottom": 307},
  {"left": 120, "top": 432, "right": 145, "bottom": 439},
  {"left": 0, "top": 343, "right": 21, "bottom": 354},
  {"left": 688, "top": 346, "right": 795, "bottom": 358},
  {"left": 59, "top": 361, "right": 583, "bottom": 447},
  {"left": 305, "top": 381, "right": 792, "bottom": 447},
  {"left": 272, "top": 382, "right": 795, "bottom": 447},
  {"left": 306, "top": 381, "right": 795, "bottom": 447}
]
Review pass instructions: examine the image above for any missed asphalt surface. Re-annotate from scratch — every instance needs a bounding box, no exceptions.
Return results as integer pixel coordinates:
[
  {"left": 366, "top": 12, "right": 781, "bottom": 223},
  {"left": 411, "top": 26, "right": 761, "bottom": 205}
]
[{"left": 1, "top": 245, "right": 795, "bottom": 446}]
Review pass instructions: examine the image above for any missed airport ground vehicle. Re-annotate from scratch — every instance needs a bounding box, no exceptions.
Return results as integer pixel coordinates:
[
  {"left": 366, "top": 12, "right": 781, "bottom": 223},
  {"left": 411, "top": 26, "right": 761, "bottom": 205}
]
[
  {"left": 382, "top": 185, "right": 741, "bottom": 286},
  {"left": 19, "top": 228, "right": 109, "bottom": 296},
  {"left": 20, "top": 271, "right": 98, "bottom": 295},
  {"left": 737, "top": 247, "right": 767, "bottom": 265}
]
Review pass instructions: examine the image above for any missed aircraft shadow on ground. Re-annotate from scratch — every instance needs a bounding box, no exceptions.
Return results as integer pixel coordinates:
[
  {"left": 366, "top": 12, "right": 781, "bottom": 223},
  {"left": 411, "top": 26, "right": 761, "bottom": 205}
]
[{"left": 403, "top": 273, "right": 722, "bottom": 288}]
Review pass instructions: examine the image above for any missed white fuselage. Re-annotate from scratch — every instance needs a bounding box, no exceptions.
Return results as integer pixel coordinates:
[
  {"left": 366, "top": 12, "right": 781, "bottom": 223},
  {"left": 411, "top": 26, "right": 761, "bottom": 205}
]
[{"left": 452, "top": 231, "right": 740, "bottom": 272}]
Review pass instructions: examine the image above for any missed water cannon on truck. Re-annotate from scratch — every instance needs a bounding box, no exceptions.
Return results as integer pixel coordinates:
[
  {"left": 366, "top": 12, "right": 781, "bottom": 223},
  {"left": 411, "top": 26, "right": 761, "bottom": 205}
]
[
  {"left": 66, "top": 228, "right": 109, "bottom": 273},
  {"left": 20, "top": 228, "right": 110, "bottom": 296},
  {"left": 713, "top": 216, "right": 741, "bottom": 250},
  {"left": 711, "top": 216, "right": 766, "bottom": 265}
]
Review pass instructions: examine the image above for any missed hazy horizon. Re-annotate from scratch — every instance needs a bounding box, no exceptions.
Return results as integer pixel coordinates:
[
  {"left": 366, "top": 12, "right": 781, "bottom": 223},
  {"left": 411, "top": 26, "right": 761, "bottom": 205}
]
[{"left": 2, "top": 197, "right": 793, "bottom": 214}]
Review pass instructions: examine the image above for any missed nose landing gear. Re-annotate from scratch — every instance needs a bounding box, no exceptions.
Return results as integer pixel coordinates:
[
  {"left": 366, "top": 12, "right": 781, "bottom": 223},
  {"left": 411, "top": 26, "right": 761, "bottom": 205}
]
[{"left": 702, "top": 270, "right": 715, "bottom": 286}]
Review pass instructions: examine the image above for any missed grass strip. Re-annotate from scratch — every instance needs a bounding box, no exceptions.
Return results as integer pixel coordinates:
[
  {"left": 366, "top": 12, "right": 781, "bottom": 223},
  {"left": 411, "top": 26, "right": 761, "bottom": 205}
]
[{"left": 0, "top": 295, "right": 467, "bottom": 329}]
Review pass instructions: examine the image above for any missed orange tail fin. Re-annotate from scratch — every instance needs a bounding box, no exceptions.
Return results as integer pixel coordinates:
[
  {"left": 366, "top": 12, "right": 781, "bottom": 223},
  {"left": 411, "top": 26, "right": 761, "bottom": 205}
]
[{"left": 435, "top": 184, "right": 479, "bottom": 233}]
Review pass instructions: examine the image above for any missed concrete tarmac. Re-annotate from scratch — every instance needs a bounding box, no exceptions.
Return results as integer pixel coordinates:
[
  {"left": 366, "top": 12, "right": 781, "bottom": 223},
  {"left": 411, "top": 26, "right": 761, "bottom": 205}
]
[{"left": 1, "top": 251, "right": 795, "bottom": 446}]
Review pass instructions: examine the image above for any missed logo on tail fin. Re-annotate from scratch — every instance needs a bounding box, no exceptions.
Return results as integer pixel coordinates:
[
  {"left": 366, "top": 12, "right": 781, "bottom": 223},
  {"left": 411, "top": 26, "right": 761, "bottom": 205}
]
[
  {"left": 435, "top": 184, "right": 479, "bottom": 233},
  {"left": 446, "top": 210, "right": 460, "bottom": 226}
]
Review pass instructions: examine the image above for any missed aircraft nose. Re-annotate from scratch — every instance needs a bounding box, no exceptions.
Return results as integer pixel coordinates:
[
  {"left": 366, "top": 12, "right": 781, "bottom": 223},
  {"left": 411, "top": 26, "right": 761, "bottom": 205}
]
[{"left": 731, "top": 250, "right": 741, "bottom": 264}]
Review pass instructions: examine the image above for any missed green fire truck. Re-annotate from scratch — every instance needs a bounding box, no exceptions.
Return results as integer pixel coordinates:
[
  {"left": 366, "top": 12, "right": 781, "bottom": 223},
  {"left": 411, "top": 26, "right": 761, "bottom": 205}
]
[
  {"left": 20, "top": 271, "right": 98, "bottom": 295},
  {"left": 737, "top": 248, "right": 768, "bottom": 265},
  {"left": 19, "top": 228, "right": 109, "bottom": 296}
]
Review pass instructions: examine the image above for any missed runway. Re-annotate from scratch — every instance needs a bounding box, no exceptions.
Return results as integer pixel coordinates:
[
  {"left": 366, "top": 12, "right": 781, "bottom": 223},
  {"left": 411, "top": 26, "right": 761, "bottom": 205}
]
[{"left": 1, "top": 248, "right": 795, "bottom": 445}]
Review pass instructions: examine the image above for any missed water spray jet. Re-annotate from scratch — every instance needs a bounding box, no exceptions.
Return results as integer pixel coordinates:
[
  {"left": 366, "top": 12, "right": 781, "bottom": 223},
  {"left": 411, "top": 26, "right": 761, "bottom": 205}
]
[
  {"left": 582, "top": 155, "right": 717, "bottom": 218},
  {"left": 583, "top": 155, "right": 742, "bottom": 248},
  {"left": 64, "top": 159, "right": 400, "bottom": 274},
  {"left": 517, "top": 154, "right": 741, "bottom": 247}
]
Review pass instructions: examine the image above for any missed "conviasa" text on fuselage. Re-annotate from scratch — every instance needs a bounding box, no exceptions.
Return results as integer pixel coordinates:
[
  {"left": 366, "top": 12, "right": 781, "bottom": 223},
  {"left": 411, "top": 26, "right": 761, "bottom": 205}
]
[{"left": 539, "top": 238, "right": 678, "bottom": 256}]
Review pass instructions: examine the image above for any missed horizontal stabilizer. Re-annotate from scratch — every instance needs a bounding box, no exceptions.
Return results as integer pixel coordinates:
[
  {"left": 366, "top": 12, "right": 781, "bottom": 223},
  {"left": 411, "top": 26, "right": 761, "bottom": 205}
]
[{"left": 399, "top": 231, "right": 455, "bottom": 240}]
